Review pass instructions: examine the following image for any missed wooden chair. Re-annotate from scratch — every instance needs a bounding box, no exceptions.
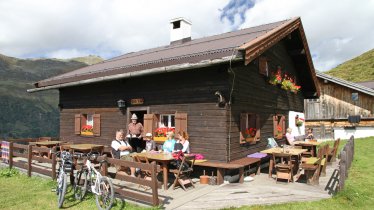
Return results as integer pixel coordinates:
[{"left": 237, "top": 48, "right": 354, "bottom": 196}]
[
  {"left": 319, "top": 144, "right": 329, "bottom": 176},
  {"left": 170, "top": 155, "right": 196, "bottom": 190},
  {"left": 327, "top": 138, "right": 340, "bottom": 163},
  {"left": 300, "top": 145, "right": 323, "bottom": 185},
  {"left": 272, "top": 153, "right": 293, "bottom": 183}
]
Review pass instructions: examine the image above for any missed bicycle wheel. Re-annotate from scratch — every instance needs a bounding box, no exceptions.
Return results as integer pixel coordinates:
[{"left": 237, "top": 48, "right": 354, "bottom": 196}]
[
  {"left": 57, "top": 172, "right": 67, "bottom": 208},
  {"left": 95, "top": 176, "right": 114, "bottom": 210},
  {"left": 74, "top": 169, "right": 88, "bottom": 200}
]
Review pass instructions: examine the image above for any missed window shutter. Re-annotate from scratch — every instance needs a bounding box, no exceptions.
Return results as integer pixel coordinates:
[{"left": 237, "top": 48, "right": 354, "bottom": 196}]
[
  {"left": 93, "top": 114, "right": 101, "bottom": 136},
  {"left": 273, "top": 115, "right": 286, "bottom": 139},
  {"left": 175, "top": 113, "right": 187, "bottom": 134},
  {"left": 255, "top": 114, "right": 261, "bottom": 140},
  {"left": 240, "top": 113, "right": 247, "bottom": 142},
  {"left": 259, "top": 56, "right": 268, "bottom": 76},
  {"left": 75, "top": 114, "right": 82, "bottom": 135},
  {"left": 143, "top": 114, "right": 156, "bottom": 135}
]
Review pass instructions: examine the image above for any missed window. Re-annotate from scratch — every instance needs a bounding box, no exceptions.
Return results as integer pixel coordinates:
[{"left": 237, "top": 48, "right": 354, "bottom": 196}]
[
  {"left": 75, "top": 114, "right": 101, "bottom": 136},
  {"left": 143, "top": 113, "right": 187, "bottom": 142},
  {"left": 273, "top": 114, "right": 286, "bottom": 140},
  {"left": 159, "top": 114, "right": 175, "bottom": 128},
  {"left": 240, "top": 113, "right": 260, "bottom": 144}
]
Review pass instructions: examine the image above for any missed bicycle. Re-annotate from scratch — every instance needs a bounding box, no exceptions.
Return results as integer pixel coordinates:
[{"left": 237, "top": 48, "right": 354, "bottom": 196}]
[
  {"left": 73, "top": 152, "right": 114, "bottom": 210},
  {"left": 55, "top": 151, "right": 73, "bottom": 208}
]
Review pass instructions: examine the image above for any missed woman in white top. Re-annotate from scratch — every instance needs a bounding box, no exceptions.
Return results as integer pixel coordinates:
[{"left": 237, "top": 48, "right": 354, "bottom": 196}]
[
  {"left": 175, "top": 131, "right": 190, "bottom": 153},
  {"left": 285, "top": 127, "right": 295, "bottom": 146}
]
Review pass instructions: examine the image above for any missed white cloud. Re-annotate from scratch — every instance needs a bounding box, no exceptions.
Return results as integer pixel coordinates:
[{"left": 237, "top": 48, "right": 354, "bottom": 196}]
[
  {"left": 0, "top": 0, "right": 229, "bottom": 59},
  {"left": 239, "top": 0, "right": 374, "bottom": 71},
  {"left": 0, "top": 0, "right": 373, "bottom": 72}
]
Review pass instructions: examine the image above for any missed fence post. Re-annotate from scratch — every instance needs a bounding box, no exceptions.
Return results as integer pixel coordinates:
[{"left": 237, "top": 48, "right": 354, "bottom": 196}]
[
  {"left": 150, "top": 161, "right": 159, "bottom": 206},
  {"left": 9, "top": 141, "right": 13, "bottom": 169},
  {"left": 51, "top": 146, "right": 56, "bottom": 180},
  {"left": 339, "top": 150, "right": 347, "bottom": 191},
  {"left": 28, "top": 145, "right": 32, "bottom": 177}
]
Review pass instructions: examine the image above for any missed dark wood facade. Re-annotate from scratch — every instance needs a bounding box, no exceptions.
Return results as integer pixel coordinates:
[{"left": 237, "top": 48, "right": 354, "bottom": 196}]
[{"left": 59, "top": 40, "right": 307, "bottom": 162}]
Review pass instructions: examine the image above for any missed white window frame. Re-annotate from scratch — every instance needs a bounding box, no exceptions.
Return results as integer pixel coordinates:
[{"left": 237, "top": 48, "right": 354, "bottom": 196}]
[{"left": 159, "top": 114, "right": 175, "bottom": 128}]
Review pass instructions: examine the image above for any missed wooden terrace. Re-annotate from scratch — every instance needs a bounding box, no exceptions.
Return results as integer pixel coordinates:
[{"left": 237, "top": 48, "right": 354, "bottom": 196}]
[{"left": 0, "top": 137, "right": 351, "bottom": 209}]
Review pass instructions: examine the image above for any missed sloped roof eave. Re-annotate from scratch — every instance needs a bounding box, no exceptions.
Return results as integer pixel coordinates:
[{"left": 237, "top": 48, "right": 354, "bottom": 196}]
[{"left": 238, "top": 17, "right": 320, "bottom": 97}]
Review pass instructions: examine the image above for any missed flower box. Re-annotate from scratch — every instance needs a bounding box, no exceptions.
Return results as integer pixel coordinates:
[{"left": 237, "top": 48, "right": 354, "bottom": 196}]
[
  {"left": 154, "top": 136, "right": 167, "bottom": 142},
  {"left": 81, "top": 131, "right": 93, "bottom": 136},
  {"left": 245, "top": 137, "right": 257, "bottom": 144}
]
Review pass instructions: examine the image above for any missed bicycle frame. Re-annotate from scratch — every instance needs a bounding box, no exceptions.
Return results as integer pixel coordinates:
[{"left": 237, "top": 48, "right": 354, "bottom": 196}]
[{"left": 85, "top": 156, "right": 104, "bottom": 195}]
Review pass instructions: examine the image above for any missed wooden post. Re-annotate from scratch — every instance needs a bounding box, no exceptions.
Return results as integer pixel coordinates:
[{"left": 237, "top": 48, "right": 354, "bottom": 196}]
[
  {"left": 51, "top": 147, "right": 56, "bottom": 180},
  {"left": 339, "top": 150, "right": 347, "bottom": 191},
  {"left": 150, "top": 161, "right": 159, "bottom": 206},
  {"left": 9, "top": 142, "right": 13, "bottom": 169},
  {"left": 101, "top": 154, "right": 108, "bottom": 176},
  {"left": 28, "top": 145, "right": 32, "bottom": 177}
]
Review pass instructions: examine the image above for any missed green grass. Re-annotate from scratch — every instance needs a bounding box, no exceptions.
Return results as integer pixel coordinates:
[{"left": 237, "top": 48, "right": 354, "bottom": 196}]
[
  {"left": 1, "top": 137, "right": 373, "bottom": 209},
  {"left": 0, "top": 168, "right": 156, "bottom": 210},
  {"left": 326, "top": 48, "right": 374, "bottom": 82}
]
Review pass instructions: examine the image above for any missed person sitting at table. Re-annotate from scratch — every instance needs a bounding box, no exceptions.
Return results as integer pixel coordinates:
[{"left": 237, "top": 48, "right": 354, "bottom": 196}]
[
  {"left": 143, "top": 132, "right": 156, "bottom": 152},
  {"left": 285, "top": 127, "right": 295, "bottom": 146},
  {"left": 162, "top": 131, "right": 176, "bottom": 153},
  {"left": 305, "top": 128, "right": 314, "bottom": 140},
  {"left": 111, "top": 129, "right": 135, "bottom": 177},
  {"left": 174, "top": 131, "right": 190, "bottom": 153}
]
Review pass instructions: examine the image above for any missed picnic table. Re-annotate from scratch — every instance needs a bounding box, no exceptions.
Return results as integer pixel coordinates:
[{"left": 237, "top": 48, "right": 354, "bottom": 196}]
[
  {"left": 33, "top": 141, "right": 61, "bottom": 158},
  {"left": 131, "top": 152, "right": 174, "bottom": 190},
  {"left": 294, "top": 140, "right": 321, "bottom": 157},
  {"left": 67, "top": 144, "right": 104, "bottom": 153},
  {"left": 261, "top": 147, "right": 307, "bottom": 178}
]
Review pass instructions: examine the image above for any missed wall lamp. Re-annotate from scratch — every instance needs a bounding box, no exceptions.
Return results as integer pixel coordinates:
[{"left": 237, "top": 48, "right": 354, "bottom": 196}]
[
  {"left": 215, "top": 91, "right": 226, "bottom": 107},
  {"left": 117, "top": 99, "right": 126, "bottom": 113}
]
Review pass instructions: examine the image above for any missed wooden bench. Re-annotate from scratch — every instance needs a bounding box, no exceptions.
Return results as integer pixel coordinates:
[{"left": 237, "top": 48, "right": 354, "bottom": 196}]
[{"left": 194, "top": 157, "right": 261, "bottom": 184}]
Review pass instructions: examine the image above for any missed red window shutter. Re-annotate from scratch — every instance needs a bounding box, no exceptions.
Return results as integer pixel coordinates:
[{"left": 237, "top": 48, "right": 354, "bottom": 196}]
[
  {"left": 93, "top": 114, "right": 101, "bottom": 136},
  {"left": 75, "top": 114, "right": 82, "bottom": 135},
  {"left": 240, "top": 113, "right": 248, "bottom": 142},
  {"left": 273, "top": 115, "right": 286, "bottom": 139},
  {"left": 175, "top": 113, "right": 187, "bottom": 135},
  {"left": 143, "top": 114, "right": 156, "bottom": 135}
]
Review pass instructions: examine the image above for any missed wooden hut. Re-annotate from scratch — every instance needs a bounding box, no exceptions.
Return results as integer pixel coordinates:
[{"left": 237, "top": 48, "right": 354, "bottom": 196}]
[
  {"left": 29, "top": 17, "right": 319, "bottom": 162},
  {"left": 305, "top": 72, "right": 374, "bottom": 139}
]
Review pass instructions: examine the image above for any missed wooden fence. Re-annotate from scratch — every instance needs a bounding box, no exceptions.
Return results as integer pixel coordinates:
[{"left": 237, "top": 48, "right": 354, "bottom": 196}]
[
  {"left": 337, "top": 135, "right": 355, "bottom": 192},
  {"left": 1, "top": 139, "right": 160, "bottom": 206}
]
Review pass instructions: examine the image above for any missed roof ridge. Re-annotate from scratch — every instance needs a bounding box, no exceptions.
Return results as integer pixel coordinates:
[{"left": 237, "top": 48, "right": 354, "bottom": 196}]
[{"left": 105, "top": 19, "right": 290, "bottom": 63}]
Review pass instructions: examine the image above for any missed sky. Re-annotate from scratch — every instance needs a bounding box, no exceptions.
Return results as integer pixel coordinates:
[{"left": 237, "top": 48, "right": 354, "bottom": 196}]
[{"left": 0, "top": 0, "right": 373, "bottom": 71}]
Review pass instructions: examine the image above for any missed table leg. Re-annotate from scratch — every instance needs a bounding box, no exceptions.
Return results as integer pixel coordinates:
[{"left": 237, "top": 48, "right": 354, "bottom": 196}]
[
  {"left": 239, "top": 167, "right": 244, "bottom": 183},
  {"left": 217, "top": 168, "right": 224, "bottom": 185},
  {"left": 269, "top": 156, "right": 273, "bottom": 178},
  {"left": 256, "top": 161, "right": 261, "bottom": 175},
  {"left": 161, "top": 162, "right": 168, "bottom": 190}
]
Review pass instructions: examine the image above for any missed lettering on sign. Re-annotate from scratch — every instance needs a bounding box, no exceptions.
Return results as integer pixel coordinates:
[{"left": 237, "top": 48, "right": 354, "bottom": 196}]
[{"left": 131, "top": 98, "right": 144, "bottom": 105}]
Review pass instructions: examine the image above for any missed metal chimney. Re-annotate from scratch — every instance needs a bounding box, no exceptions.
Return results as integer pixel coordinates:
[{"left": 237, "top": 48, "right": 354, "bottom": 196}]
[{"left": 170, "top": 17, "right": 191, "bottom": 45}]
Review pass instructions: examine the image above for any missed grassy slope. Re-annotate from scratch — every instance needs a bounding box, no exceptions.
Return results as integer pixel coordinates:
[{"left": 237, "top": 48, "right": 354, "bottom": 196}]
[
  {"left": 325, "top": 49, "right": 374, "bottom": 82},
  {"left": 1, "top": 137, "right": 373, "bottom": 209},
  {"left": 0, "top": 54, "right": 103, "bottom": 138}
]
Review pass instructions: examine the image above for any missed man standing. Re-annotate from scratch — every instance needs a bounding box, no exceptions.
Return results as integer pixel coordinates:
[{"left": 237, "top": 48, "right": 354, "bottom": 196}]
[{"left": 127, "top": 113, "right": 144, "bottom": 153}]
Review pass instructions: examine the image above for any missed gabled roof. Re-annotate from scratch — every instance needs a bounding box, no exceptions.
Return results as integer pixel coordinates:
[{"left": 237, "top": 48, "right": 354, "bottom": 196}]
[
  {"left": 28, "top": 17, "right": 319, "bottom": 95},
  {"left": 317, "top": 72, "right": 374, "bottom": 97}
]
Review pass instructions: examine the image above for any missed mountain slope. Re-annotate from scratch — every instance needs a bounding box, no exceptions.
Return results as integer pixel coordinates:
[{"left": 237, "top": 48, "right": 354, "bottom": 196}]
[
  {"left": 326, "top": 49, "right": 374, "bottom": 82},
  {"left": 0, "top": 54, "right": 103, "bottom": 138}
]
